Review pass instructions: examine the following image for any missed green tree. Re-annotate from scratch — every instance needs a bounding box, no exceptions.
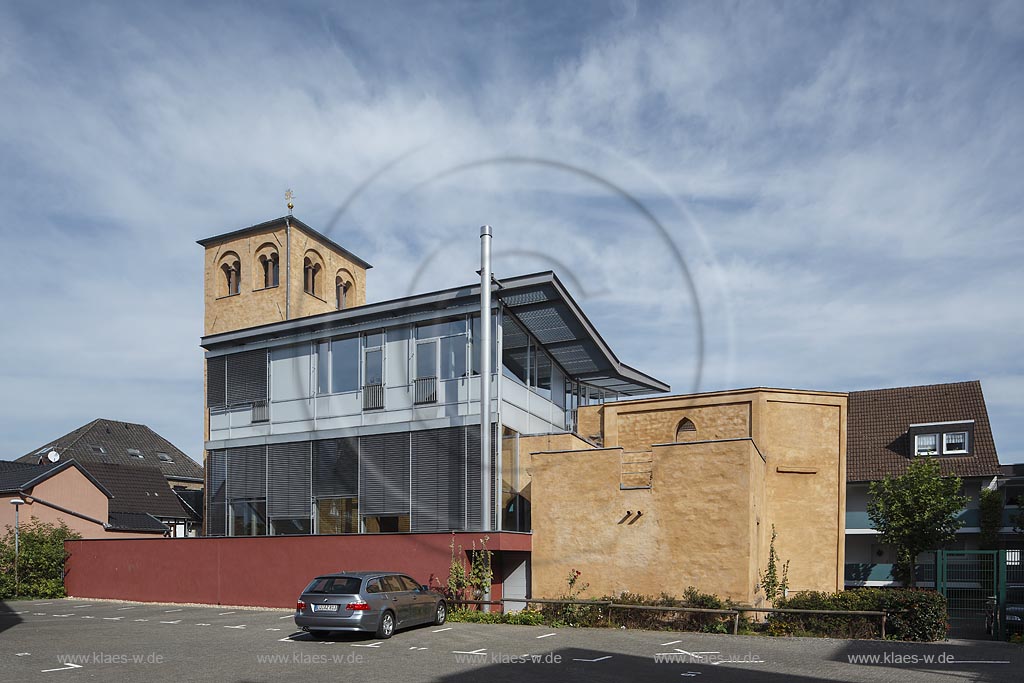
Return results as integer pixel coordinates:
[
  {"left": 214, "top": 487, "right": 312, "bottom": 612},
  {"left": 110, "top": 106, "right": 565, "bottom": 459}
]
[
  {"left": 867, "top": 458, "right": 967, "bottom": 586},
  {"left": 978, "top": 487, "right": 1004, "bottom": 550},
  {"left": 0, "top": 518, "right": 81, "bottom": 599}
]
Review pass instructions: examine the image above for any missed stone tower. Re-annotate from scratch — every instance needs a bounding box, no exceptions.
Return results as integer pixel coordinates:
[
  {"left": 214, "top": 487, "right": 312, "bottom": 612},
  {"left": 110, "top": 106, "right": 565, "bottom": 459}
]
[{"left": 198, "top": 215, "right": 372, "bottom": 336}]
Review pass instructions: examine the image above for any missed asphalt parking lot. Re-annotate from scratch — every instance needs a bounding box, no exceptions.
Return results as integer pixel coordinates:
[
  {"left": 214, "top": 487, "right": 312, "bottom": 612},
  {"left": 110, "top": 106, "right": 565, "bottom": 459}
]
[{"left": 1, "top": 599, "right": 1022, "bottom": 682}]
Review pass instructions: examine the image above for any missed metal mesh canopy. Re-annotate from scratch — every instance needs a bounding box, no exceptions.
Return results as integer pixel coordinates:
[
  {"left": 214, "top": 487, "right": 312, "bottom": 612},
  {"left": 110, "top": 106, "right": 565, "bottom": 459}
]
[
  {"left": 201, "top": 271, "right": 669, "bottom": 397},
  {"left": 497, "top": 275, "right": 669, "bottom": 396}
]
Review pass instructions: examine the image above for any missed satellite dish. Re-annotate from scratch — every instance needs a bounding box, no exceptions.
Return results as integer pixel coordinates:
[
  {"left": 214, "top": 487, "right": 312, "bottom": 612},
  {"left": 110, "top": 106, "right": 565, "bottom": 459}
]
[{"left": 47, "top": 450, "right": 60, "bottom": 463}]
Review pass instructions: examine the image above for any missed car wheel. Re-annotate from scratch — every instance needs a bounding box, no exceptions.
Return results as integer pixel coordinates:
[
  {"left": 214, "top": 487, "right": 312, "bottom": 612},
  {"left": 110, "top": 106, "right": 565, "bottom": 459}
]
[
  {"left": 434, "top": 601, "right": 447, "bottom": 626},
  {"left": 309, "top": 630, "right": 329, "bottom": 639},
  {"left": 376, "top": 611, "right": 395, "bottom": 639}
]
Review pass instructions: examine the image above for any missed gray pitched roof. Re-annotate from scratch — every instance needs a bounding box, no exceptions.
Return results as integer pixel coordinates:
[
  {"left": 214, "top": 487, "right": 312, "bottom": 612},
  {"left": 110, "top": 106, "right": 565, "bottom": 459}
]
[
  {"left": 0, "top": 459, "right": 112, "bottom": 497},
  {"left": 107, "top": 512, "right": 168, "bottom": 533},
  {"left": 17, "top": 418, "right": 203, "bottom": 482},
  {"left": 81, "top": 462, "right": 190, "bottom": 519},
  {"left": 847, "top": 380, "right": 1001, "bottom": 482},
  {"left": 196, "top": 215, "right": 373, "bottom": 270}
]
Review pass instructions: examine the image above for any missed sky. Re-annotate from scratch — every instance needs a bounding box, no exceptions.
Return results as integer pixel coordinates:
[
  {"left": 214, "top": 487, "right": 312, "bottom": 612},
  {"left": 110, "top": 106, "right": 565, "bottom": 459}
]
[{"left": 0, "top": 0, "right": 1021, "bottom": 464}]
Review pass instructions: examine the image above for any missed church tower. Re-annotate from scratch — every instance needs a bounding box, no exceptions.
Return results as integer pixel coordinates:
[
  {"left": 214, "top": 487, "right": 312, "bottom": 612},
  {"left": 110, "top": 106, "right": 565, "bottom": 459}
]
[{"left": 198, "top": 214, "right": 372, "bottom": 336}]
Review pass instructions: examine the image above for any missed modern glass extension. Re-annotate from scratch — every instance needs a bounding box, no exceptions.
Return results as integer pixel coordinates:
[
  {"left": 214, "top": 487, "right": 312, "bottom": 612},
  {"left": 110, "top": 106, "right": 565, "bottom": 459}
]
[{"left": 202, "top": 272, "right": 668, "bottom": 537}]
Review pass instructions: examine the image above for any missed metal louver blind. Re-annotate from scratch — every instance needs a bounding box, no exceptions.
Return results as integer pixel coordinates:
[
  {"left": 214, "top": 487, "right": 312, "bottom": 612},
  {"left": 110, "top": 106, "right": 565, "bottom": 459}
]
[
  {"left": 206, "top": 449, "right": 227, "bottom": 536},
  {"left": 225, "top": 445, "right": 266, "bottom": 499},
  {"left": 268, "top": 442, "right": 311, "bottom": 518},
  {"left": 207, "top": 357, "right": 227, "bottom": 408},
  {"left": 313, "top": 438, "right": 358, "bottom": 497},
  {"left": 359, "top": 432, "right": 410, "bottom": 516},
  {"left": 412, "top": 428, "right": 465, "bottom": 532},
  {"left": 466, "top": 424, "right": 497, "bottom": 530},
  {"left": 226, "top": 349, "right": 268, "bottom": 404}
]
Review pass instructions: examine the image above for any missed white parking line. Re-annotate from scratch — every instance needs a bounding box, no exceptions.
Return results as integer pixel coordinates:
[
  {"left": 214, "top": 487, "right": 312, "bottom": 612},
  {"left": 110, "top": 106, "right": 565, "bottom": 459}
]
[
  {"left": 278, "top": 632, "right": 303, "bottom": 642},
  {"left": 35, "top": 602, "right": 52, "bottom": 606},
  {"left": 33, "top": 613, "right": 46, "bottom": 616},
  {"left": 196, "top": 623, "right": 212, "bottom": 626},
  {"left": 218, "top": 611, "right": 236, "bottom": 616},
  {"left": 266, "top": 628, "right": 281, "bottom": 631},
  {"left": 536, "top": 633, "right": 556, "bottom": 639},
  {"left": 572, "top": 655, "right": 612, "bottom": 662},
  {"left": 117, "top": 607, "right": 136, "bottom": 611},
  {"left": 15, "top": 653, "right": 30, "bottom": 657},
  {"left": 661, "top": 640, "right": 682, "bottom": 646},
  {"left": 408, "top": 646, "right": 428, "bottom": 651},
  {"left": 102, "top": 617, "right": 123, "bottom": 621},
  {"left": 279, "top": 615, "right": 294, "bottom": 619},
  {"left": 452, "top": 648, "right": 487, "bottom": 656},
  {"left": 133, "top": 619, "right": 149, "bottom": 622},
  {"left": 224, "top": 625, "right": 247, "bottom": 629},
  {"left": 163, "top": 609, "right": 183, "bottom": 613},
  {"left": 52, "top": 614, "right": 72, "bottom": 618},
  {"left": 712, "top": 658, "right": 764, "bottom": 666},
  {"left": 351, "top": 642, "right": 383, "bottom": 648},
  {"left": 159, "top": 620, "right": 181, "bottom": 624},
  {"left": 40, "top": 662, "right": 82, "bottom": 673},
  {"left": 431, "top": 627, "right": 453, "bottom": 632},
  {"left": 72, "top": 605, "right": 91, "bottom": 609},
  {"left": 80, "top": 616, "right": 94, "bottom": 619}
]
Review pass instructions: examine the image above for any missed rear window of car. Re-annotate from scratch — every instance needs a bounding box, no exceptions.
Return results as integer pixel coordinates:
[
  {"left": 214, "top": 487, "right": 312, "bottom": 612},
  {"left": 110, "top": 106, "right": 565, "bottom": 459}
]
[{"left": 305, "top": 576, "right": 363, "bottom": 594}]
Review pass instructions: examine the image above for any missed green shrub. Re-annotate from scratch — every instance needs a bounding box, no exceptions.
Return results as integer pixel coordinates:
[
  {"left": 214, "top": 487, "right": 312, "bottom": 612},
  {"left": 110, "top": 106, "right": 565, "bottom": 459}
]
[
  {"left": 767, "top": 588, "right": 946, "bottom": 641},
  {"left": 0, "top": 519, "right": 80, "bottom": 599},
  {"left": 448, "top": 608, "right": 503, "bottom": 624},
  {"left": 607, "top": 589, "right": 738, "bottom": 633},
  {"left": 502, "top": 609, "right": 546, "bottom": 626}
]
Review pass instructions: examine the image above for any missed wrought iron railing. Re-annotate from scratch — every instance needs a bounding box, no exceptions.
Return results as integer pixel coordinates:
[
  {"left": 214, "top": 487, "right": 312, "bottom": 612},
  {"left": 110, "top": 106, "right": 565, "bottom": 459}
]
[
  {"left": 414, "top": 376, "right": 437, "bottom": 404},
  {"left": 363, "top": 383, "right": 384, "bottom": 410}
]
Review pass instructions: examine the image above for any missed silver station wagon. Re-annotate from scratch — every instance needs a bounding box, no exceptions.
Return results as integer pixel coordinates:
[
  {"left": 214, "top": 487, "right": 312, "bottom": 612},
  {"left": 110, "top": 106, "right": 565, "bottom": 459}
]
[{"left": 295, "top": 571, "right": 447, "bottom": 639}]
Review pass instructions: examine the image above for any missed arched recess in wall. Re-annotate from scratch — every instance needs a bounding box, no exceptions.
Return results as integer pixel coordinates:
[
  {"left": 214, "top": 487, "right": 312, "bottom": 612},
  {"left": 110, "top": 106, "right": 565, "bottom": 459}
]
[
  {"left": 335, "top": 268, "right": 355, "bottom": 310},
  {"left": 303, "top": 250, "right": 324, "bottom": 298},
  {"left": 675, "top": 418, "right": 697, "bottom": 442},
  {"left": 255, "top": 243, "right": 280, "bottom": 289},
  {"left": 218, "top": 251, "right": 241, "bottom": 297}
]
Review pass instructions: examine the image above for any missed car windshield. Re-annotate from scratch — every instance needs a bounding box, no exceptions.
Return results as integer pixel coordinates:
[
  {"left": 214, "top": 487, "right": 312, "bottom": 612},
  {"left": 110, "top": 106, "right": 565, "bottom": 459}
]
[{"left": 305, "top": 576, "right": 363, "bottom": 594}]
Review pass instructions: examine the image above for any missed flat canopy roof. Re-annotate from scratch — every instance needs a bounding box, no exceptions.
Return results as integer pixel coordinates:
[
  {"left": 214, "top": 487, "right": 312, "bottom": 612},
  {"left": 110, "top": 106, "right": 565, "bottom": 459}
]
[{"left": 201, "top": 271, "right": 669, "bottom": 396}]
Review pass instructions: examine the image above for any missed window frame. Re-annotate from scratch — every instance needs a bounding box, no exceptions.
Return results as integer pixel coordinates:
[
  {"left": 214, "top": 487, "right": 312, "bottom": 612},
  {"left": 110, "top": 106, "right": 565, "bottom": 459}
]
[
  {"left": 914, "top": 433, "right": 939, "bottom": 456},
  {"left": 943, "top": 431, "right": 969, "bottom": 455}
]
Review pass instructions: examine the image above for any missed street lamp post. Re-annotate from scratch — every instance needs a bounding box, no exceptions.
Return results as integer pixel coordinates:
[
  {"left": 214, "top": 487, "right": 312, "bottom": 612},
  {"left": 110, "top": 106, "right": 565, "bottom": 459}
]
[{"left": 10, "top": 498, "right": 24, "bottom": 597}]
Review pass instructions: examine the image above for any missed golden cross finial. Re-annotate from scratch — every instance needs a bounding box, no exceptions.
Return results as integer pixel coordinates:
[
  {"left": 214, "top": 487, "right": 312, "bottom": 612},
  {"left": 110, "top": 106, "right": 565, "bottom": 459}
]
[{"left": 285, "top": 189, "right": 295, "bottom": 215}]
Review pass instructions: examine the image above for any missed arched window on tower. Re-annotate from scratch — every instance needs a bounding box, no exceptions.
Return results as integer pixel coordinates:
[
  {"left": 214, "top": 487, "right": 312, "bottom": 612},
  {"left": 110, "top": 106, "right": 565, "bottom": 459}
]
[
  {"left": 259, "top": 252, "right": 279, "bottom": 288},
  {"left": 336, "top": 274, "right": 353, "bottom": 310},
  {"left": 675, "top": 418, "right": 697, "bottom": 442},
  {"left": 303, "top": 257, "right": 322, "bottom": 297},
  {"left": 219, "top": 254, "right": 241, "bottom": 296}
]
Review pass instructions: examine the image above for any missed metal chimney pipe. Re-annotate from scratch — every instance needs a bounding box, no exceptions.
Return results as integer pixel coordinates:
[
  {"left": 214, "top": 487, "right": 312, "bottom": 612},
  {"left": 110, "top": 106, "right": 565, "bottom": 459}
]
[{"left": 480, "top": 225, "right": 493, "bottom": 531}]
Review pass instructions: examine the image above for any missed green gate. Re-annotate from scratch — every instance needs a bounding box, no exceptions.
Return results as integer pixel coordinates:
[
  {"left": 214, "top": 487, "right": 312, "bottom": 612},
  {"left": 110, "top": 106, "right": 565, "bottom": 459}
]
[{"left": 936, "top": 549, "right": 1006, "bottom": 640}]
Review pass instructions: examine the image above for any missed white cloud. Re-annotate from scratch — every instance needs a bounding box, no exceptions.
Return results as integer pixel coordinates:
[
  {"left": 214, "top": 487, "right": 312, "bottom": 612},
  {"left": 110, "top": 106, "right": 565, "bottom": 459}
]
[{"left": 0, "top": 1, "right": 1020, "bottom": 463}]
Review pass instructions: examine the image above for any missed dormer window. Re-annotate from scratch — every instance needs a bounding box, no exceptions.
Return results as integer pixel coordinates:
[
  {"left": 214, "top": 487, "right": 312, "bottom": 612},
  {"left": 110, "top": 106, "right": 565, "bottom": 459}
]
[
  {"left": 908, "top": 420, "right": 974, "bottom": 458},
  {"left": 944, "top": 432, "right": 968, "bottom": 455},
  {"left": 915, "top": 433, "right": 938, "bottom": 456}
]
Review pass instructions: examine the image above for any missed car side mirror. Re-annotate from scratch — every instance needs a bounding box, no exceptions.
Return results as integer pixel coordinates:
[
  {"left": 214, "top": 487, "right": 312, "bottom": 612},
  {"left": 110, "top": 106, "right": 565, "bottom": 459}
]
[{"left": 420, "top": 585, "right": 429, "bottom": 592}]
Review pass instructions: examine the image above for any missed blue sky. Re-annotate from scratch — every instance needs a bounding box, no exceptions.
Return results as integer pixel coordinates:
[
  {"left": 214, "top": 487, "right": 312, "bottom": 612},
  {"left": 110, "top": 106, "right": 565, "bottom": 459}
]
[{"left": 0, "top": 0, "right": 1021, "bottom": 463}]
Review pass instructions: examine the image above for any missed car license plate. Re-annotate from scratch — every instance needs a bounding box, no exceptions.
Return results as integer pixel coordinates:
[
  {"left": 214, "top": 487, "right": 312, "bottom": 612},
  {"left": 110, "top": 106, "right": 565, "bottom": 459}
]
[{"left": 312, "top": 604, "right": 338, "bottom": 612}]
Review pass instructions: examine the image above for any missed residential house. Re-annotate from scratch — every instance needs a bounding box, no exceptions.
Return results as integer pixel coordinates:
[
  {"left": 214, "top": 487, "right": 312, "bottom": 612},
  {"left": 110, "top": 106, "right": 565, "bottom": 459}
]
[
  {"left": 15, "top": 418, "right": 204, "bottom": 536},
  {"left": 844, "top": 381, "right": 1009, "bottom": 587}
]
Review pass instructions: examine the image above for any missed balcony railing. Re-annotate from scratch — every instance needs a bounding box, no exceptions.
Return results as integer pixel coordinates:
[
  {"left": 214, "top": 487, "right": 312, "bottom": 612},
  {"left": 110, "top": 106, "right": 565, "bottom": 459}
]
[
  {"left": 363, "top": 383, "right": 384, "bottom": 410},
  {"left": 251, "top": 399, "right": 270, "bottom": 423},
  {"left": 414, "top": 376, "right": 437, "bottom": 405}
]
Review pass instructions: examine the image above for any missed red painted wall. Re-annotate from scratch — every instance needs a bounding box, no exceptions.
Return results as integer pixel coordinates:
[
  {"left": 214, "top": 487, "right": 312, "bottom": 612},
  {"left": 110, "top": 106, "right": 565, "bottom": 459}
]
[{"left": 64, "top": 532, "right": 530, "bottom": 608}]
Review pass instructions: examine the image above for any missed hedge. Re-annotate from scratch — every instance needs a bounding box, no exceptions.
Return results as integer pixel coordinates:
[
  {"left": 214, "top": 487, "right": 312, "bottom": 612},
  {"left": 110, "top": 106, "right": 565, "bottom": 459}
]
[
  {"left": 767, "top": 588, "right": 947, "bottom": 641},
  {"left": 0, "top": 519, "right": 80, "bottom": 599}
]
